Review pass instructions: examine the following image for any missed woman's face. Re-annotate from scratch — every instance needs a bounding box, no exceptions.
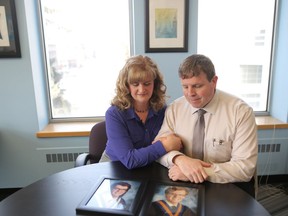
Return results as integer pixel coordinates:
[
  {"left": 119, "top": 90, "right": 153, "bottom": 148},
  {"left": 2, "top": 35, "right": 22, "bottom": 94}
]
[{"left": 129, "top": 79, "right": 154, "bottom": 106}]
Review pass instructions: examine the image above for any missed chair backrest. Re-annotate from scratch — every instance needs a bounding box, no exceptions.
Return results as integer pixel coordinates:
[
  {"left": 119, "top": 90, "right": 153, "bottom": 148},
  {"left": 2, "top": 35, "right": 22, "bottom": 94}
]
[{"left": 89, "top": 121, "right": 107, "bottom": 164}]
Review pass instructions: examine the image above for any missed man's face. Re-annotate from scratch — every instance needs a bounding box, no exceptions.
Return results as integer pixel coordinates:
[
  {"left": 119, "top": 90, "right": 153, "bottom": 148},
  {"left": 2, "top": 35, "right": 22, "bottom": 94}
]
[
  {"left": 166, "top": 190, "right": 187, "bottom": 205},
  {"left": 111, "top": 185, "right": 129, "bottom": 198},
  {"left": 180, "top": 72, "right": 218, "bottom": 108}
]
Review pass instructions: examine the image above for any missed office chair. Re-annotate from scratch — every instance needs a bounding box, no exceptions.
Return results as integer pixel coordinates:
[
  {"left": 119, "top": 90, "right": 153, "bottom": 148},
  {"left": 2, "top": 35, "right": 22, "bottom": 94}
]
[{"left": 75, "top": 121, "right": 107, "bottom": 167}]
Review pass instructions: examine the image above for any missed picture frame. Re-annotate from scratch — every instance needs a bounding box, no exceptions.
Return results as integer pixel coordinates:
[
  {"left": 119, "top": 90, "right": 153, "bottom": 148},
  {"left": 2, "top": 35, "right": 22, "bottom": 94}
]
[
  {"left": 145, "top": 0, "right": 189, "bottom": 53},
  {"left": 76, "top": 177, "right": 146, "bottom": 216},
  {"left": 139, "top": 182, "right": 205, "bottom": 216},
  {"left": 0, "top": 0, "right": 21, "bottom": 58}
]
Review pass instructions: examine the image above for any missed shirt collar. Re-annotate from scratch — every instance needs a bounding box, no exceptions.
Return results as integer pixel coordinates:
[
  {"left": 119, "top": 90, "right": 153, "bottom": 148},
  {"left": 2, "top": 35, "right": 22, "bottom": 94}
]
[
  {"left": 202, "top": 89, "right": 219, "bottom": 115},
  {"left": 166, "top": 200, "right": 178, "bottom": 208}
]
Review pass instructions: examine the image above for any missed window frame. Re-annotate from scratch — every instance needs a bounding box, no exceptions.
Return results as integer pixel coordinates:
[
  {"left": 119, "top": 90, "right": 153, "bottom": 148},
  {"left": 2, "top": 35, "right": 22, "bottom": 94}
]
[
  {"left": 197, "top": 0, "right": 278, "bottom": 116},
  {"left": 38, "top": 0, "right": 278, "bottom": 121},
  {"left": 38, "top": 0, "right": 134, "bottom": 122}
]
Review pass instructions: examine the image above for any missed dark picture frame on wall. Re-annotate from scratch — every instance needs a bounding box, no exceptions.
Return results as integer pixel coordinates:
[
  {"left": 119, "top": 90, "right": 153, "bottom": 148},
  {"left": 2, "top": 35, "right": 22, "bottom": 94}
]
[
  {"left": 0, "top": 0, "right": 21, "bottom": 58},
  {"left": 76, "top": 177, "right": 146, "bottom": 215},
  {"left": 145, "top": 0, "right": 189, "bottom": 53}
]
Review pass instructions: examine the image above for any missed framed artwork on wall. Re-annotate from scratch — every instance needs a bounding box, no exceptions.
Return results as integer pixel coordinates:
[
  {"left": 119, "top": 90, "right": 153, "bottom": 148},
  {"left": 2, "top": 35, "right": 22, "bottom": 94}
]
[
  {"left": 145, "top": 0, "right": 189, "bottom": 53},
  {"left": 0, "top": 0, "right": 21, "bottom": 58}
]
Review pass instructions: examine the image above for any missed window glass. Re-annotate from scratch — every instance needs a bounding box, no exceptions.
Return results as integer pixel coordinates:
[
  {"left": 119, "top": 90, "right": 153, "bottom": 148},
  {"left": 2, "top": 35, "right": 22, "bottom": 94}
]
[
  {"left": 40, "top": 0, "right": 130, "bottom": 119},
  {"left": 198, "top": 0, "right": 276, "bottom": 112}
]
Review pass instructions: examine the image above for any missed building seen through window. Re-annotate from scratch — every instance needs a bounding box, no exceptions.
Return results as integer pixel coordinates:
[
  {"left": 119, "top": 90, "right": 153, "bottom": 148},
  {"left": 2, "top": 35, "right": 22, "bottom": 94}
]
[
  {"left": 198, "top": 0, "right": 275, "bottom": 112},
  {"left": 40, "top": 0, "right": 276, "bottom": 119},
  {"left": 40, "top": 0, "right": 130, "bottom": 119}
]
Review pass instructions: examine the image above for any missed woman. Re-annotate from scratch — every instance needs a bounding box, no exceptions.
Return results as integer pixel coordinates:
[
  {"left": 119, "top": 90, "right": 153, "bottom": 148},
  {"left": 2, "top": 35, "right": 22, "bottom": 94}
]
[{"left": 99, "top": 55, "right": 182, "bottom": 169}]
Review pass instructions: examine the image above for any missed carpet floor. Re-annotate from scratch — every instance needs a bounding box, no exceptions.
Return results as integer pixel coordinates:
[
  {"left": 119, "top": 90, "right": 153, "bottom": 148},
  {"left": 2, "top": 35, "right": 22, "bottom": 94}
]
[{"left": 257, "top": 183, "right": 288, "bottom": 216}]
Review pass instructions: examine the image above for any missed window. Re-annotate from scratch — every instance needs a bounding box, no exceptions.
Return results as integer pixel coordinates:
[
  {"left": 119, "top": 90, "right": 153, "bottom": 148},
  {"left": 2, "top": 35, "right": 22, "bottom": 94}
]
[
  {"left": 198, "top": 0, "right": 276, "bottom": 112},
  {"left": 40, "top": 0, "right": 276, "bottom": 120},
  {"left": 39, "top": 0, "right": 131, "bottom": 119}
]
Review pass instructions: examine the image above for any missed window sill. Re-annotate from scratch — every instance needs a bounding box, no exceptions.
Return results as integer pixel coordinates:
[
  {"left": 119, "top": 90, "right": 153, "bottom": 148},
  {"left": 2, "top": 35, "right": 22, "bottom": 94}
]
[
  {"left": 256, "top": 116, "right": 288, "bottom": 129},
  {"left": 36, "top": 116, "right": 288, "bottom": 138},
  {"left": 36, "top": 122, "right": 97, "bottom": 138}
]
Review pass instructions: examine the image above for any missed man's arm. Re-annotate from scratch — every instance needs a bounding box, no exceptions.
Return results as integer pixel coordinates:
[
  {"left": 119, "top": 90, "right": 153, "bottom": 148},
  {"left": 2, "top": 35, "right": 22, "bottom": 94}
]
[
  {"left": 154, "top": 105, "right": 184, "bottom": 168},
  {"left": 170, "top": 107, "right": 258, "bottom": 183},
  {"left": 169, "top": 155, "right": 211, "bottom": 183},
  {"left": 205, "top": 108, "right": 258, "bottom": 183}
]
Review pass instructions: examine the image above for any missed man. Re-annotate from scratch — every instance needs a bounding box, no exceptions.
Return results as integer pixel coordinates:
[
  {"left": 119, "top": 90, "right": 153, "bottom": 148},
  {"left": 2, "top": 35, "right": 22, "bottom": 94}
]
[
  {"left": 156, "top": 54, "right": 258, "bottom": 197},
  {"left": 91, "top": 181, "right": 131, "bottom": 210},
  {"left": 149, "top": 186, "right": 195, "bottom": 216}
]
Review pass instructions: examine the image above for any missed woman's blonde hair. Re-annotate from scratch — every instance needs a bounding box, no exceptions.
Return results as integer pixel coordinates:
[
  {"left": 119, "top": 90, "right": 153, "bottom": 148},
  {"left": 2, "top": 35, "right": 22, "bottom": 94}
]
[{"left": 111, "top": 55, "right": 167, "bottom": 111}]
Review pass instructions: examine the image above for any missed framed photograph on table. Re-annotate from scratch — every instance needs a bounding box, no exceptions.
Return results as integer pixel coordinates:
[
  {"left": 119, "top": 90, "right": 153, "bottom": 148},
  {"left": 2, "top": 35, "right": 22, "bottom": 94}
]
[
  {"left": 145, "top": 0, "right": 189, "bottom": 53},
  {"left": 139, "top": 182, "right": 205, "bottom": 216},
  {"left": 76, "top": 177, "right": 146, "bottom": 215},
  {"left": 0, "top": 0, "right": 21, "bottom": 58}
]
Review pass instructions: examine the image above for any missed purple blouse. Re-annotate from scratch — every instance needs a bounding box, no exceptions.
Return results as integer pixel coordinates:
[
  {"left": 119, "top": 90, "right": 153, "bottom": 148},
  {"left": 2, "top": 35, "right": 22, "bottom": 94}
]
[{"left": 104, "top": 105, "right": 167, "bottom": 169}]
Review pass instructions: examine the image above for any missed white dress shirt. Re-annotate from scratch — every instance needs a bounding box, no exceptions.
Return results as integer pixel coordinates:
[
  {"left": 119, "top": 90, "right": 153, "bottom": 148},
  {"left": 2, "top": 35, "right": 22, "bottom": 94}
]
[
  {"left": 157, "top": 90, "right": 258, "bottom": 183},
  {"left": 88, "top": 192, "right": 126, "bottom": 210}
]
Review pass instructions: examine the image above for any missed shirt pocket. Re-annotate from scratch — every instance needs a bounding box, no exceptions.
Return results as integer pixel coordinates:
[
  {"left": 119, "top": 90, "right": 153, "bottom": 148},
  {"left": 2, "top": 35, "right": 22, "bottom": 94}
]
[{"left": 206, "top": 138, "right": 232, "bottom": 162}]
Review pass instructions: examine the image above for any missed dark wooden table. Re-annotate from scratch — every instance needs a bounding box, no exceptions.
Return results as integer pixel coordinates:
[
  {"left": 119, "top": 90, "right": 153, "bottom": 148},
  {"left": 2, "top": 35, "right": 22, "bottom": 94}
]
[{"left": 0, "top": 161, "right": 270, "bottom": 216}]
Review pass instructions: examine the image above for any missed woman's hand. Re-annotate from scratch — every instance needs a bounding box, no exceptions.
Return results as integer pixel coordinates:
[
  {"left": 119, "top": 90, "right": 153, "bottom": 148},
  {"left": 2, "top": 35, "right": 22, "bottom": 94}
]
[{"left": 156, "top": 134, "right": 183, "bottom": 152}]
